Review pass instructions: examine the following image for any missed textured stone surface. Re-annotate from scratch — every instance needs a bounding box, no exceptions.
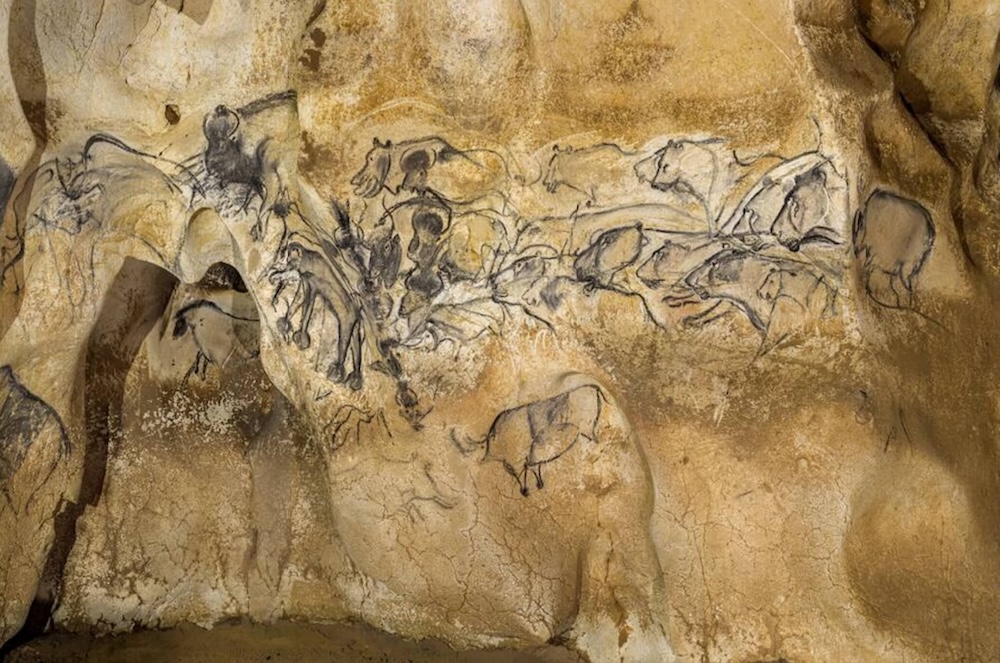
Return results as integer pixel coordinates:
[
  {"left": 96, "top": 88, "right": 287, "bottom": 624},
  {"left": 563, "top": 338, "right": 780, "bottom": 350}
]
[{"left": 1, "top": 1, "right": 999, "bottom": 662}]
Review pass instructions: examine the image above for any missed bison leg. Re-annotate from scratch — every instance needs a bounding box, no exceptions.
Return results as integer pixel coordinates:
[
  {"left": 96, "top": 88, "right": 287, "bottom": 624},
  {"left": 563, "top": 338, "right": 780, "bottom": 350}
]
[
  {"left": 501, "top": 461, "right": 530, "bottom": 496},
  {"left": 864, "top": 268, "right": 902, "bottom": 308},
  {"left": 896, "top": 266, "right": 918, "bottom": 308},
  {"left": 275, "top": 274, "right": 306, "bottom": 342},
  {"left": 323, "top": 308, "right": 356, "bottom": 388},
  {"left": 250, "top": 210, "right": 268, "bottom": 243},
  {"left": 518, "top": 467, "right": 530, "bottom": 496},
  {"left": 238, "top": 184, "right": 256, "bottom": 215},
  {"left": 325, "top": 316, "right": 346, "bottom": 384},
  {"left": 531, "top": 463, "right": 544, "bottom": 490},
  {"left": 886, "top": 271, "right": 906, "bottom": 308}
]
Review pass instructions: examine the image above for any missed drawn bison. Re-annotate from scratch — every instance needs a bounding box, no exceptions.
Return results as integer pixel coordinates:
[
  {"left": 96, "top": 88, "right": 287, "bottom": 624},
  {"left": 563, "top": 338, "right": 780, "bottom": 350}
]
[
  {"left": 200, "top": 92, "right": 296, "bottom": 240},
  {"left": 454, "top": 384, "right": 605, "bottom": 496},
  {"left": 852, "top": 190, "right": 935, "bottom": 309}
]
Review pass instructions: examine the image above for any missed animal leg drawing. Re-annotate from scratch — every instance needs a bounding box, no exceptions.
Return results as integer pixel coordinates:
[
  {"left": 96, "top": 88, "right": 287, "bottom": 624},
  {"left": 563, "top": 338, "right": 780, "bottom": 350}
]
[
  {"left": 458, "top": 384, "right": 605, "bottom": 497},
  {"left": 269, "top": 242, "right": 363, "bottom": 389}
]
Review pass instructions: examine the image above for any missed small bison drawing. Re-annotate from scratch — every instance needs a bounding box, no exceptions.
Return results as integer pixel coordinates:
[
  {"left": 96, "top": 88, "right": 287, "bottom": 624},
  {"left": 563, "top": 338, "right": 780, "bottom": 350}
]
[
  {"left": 853, "top": 190, "right": 935, "bottom": 309},
  {"left": 452, "top": 384, "right": 606, "bottom": 497}
]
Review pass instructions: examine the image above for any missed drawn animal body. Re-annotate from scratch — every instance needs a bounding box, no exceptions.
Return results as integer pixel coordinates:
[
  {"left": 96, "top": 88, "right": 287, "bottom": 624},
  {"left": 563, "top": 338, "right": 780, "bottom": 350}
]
[
  {"left": 201, "top": 101, "right": 289, "bottom": 240},
  {"left": 402, "top": 200, "right": 450, "bottom": 298},
  {"left": 491, "top": 250, "right": 560, "bottom": 302},
  {"left": 634, "top": 138, "right": 736, "bottom": 230},
  {"left": 24, "top": 134, "right": 199, "bottom": 240},
  {"left": 472, "top": 384, "right": 605, "bottom": 496},
  {"left": 853, "top": 190, "right": 935, "bottom": 309},
  {"left": 204, "top": 109, "right": 264, "bottom": 191},
  {"left": 201, "top": 91, "right": 297, "bottom": 194},
  {"left": 352, "top": 136, "right": 512, "bottom": 204},
  {"left": 542, "top": 143, "right": 644, "bottom": 205},
  {"left": 758, "top": 265, "right": 836, "bottom": 319},
  {"left": 0, "top": 365, "right": 70, "bottom": 491},
  {"left": 171, "top": 299, "right": 260, "bottom": 382},
  {"left": 404, "top": 296, "right": 504, "bottom": 349},
  {"left": 373, "top": 192, "right": 508, "bottom": 258},
  {"left": 367, "top": 229, "right": 402, "bottom": 289},
  {"left": 203, "top": 106, "right": 270, "bottom": 196},
  {"left": 574, "top": 223, "right": 646, "bottom": 291},
  {"left": 665, "top": 249, "right": 834, "bottom": 353},
  {"left": 269, "top": 241, "right": 364, "bottom": 390},
  {"left": 353, "top": 137, "right": 459, "bottom": 198},
  {"left": 315, "top": 205, "right": 425, "bottom": 422},
  {"left": 636, "top": 236, "right": 735, "bottom": 289},
  {"left": 670, "top": 249, "right": 776, "bottom": 330}
]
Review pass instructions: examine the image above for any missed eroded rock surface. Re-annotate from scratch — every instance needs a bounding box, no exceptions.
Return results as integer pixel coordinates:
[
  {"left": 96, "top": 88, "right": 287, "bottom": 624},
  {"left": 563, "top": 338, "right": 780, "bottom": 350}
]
[{"left": 1, "top": 1, "right": 998, "bottom": 662}]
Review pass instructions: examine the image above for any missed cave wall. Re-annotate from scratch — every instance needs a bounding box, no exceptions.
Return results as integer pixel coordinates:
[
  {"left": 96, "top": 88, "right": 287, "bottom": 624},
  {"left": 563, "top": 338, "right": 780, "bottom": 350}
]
[{"left": 1, "top": 1, "right": 999, "bottom": 662}]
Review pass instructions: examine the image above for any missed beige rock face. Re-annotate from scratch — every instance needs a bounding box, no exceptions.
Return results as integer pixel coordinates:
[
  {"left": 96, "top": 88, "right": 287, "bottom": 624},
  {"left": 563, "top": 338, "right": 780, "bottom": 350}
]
[{"left": 1, "top": 1, "right": 998, "bottom": 661}]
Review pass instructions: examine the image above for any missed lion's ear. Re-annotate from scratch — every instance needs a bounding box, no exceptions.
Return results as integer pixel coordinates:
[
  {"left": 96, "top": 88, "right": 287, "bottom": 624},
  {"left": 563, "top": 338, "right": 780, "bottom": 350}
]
[{"left": 373, "top": 137, "right": 382, "bottom": 147}]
